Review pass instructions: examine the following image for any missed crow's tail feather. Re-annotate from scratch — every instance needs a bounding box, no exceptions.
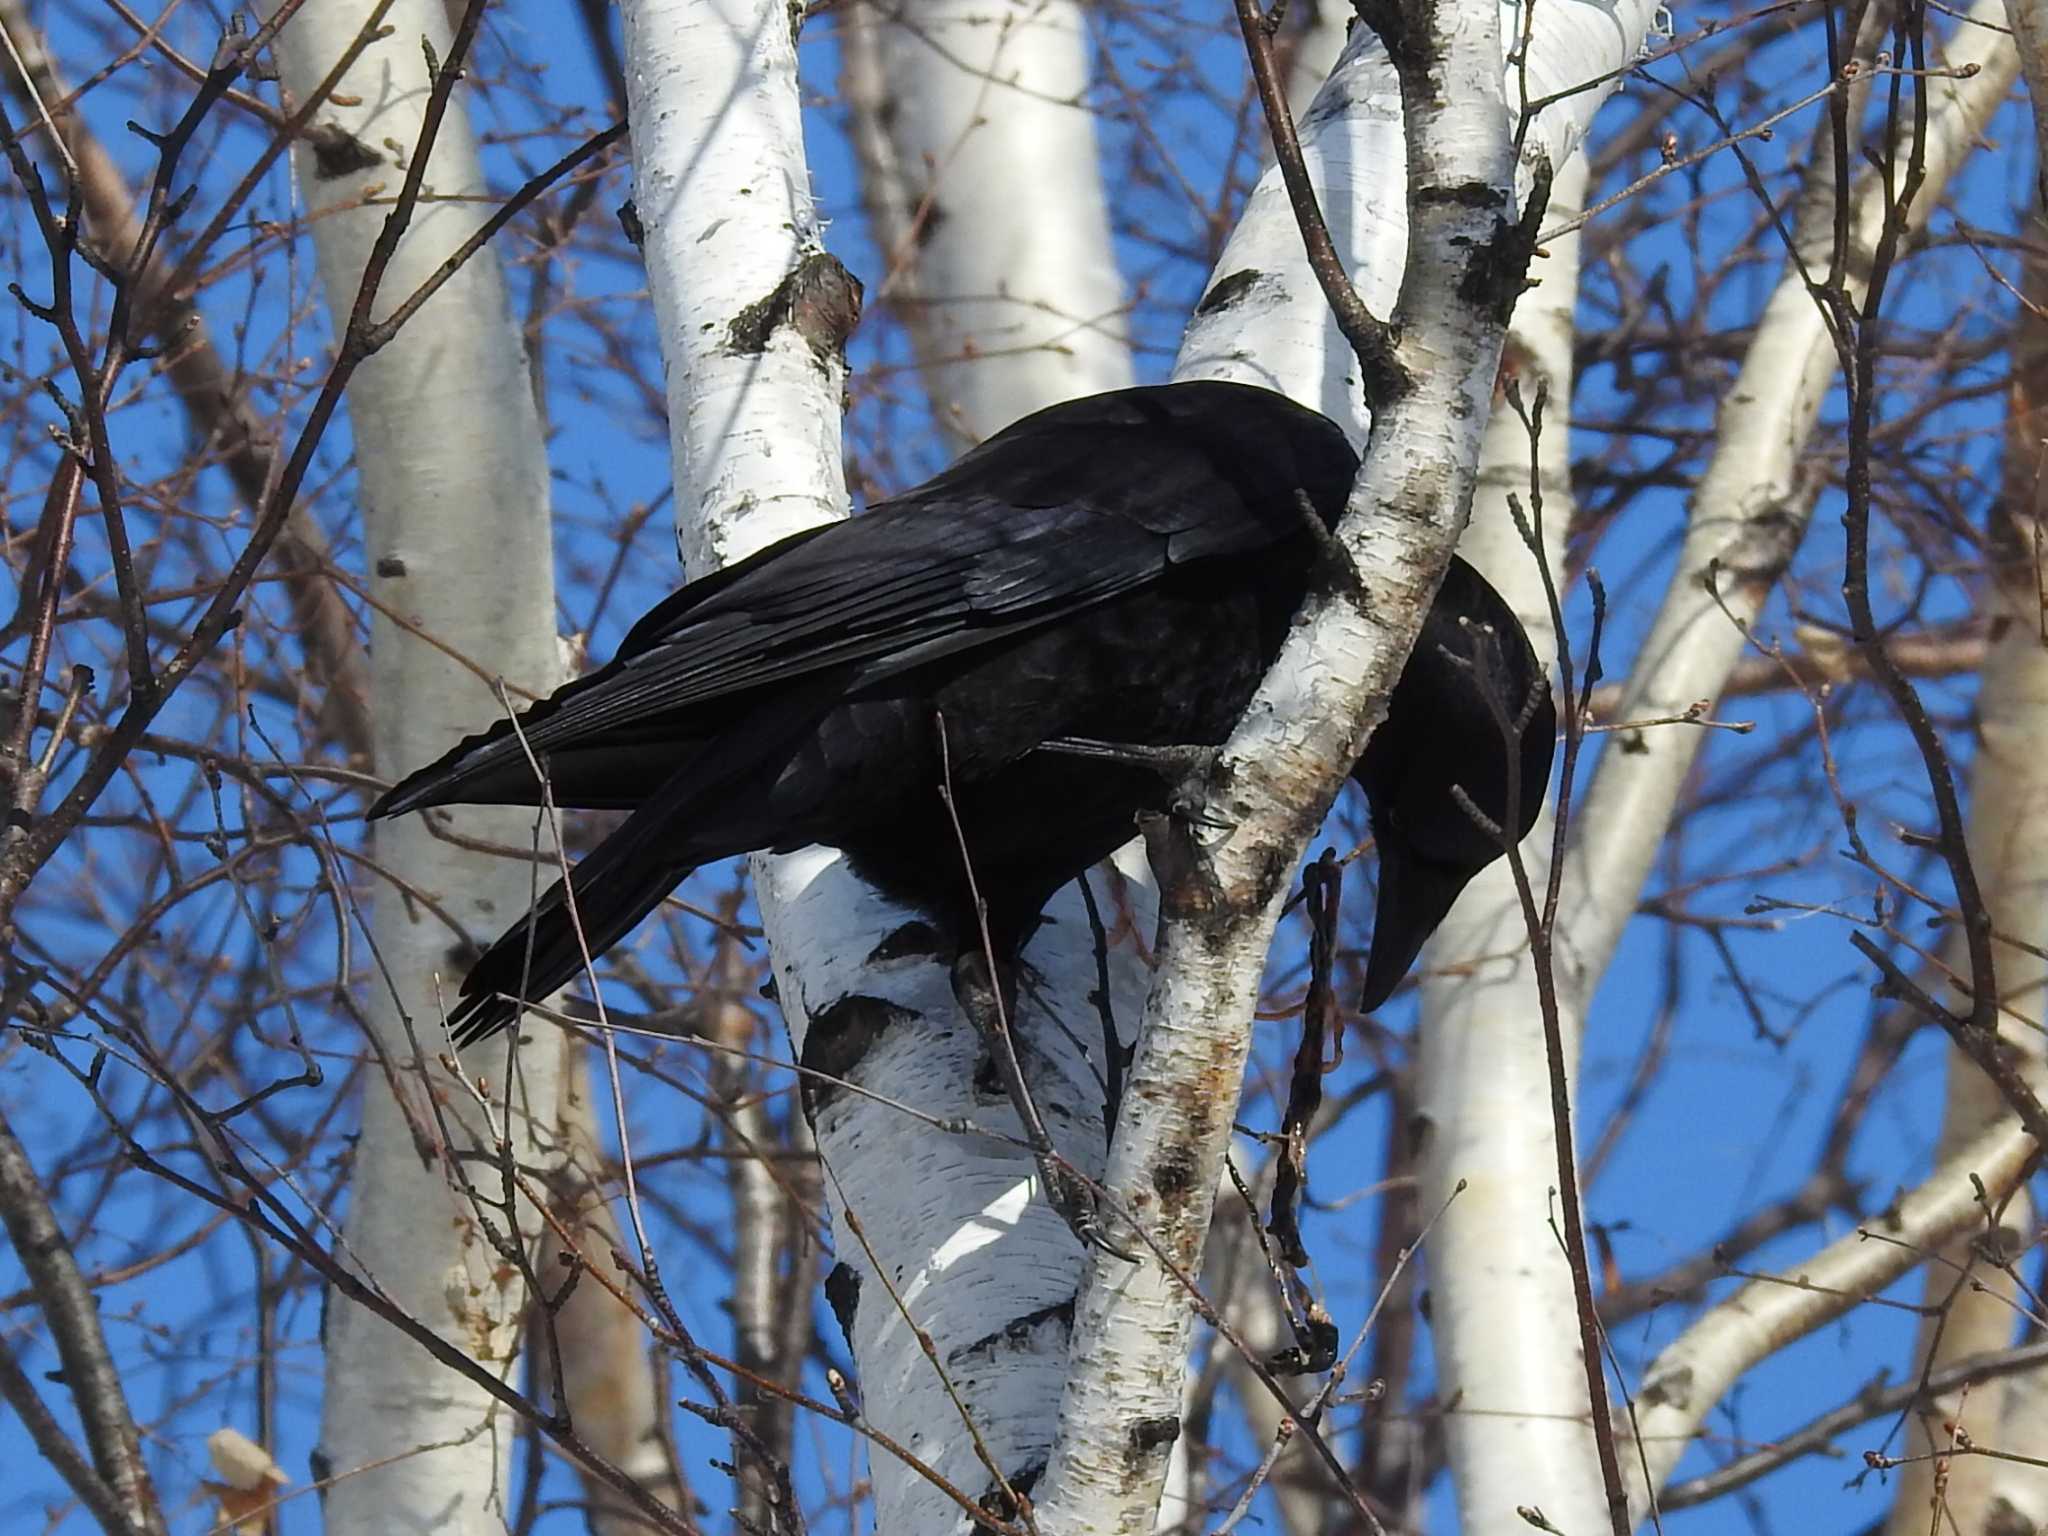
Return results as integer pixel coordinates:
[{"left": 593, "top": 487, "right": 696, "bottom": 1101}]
[
  {"left": 432, "top": 693, "right": 831, "bottom": 1048},
  {"left": 446, "top": 843, "right": 693, "bottom": 1048},
  {"left": 443, "top": 757, "right": 724, "bottom": 1048}
]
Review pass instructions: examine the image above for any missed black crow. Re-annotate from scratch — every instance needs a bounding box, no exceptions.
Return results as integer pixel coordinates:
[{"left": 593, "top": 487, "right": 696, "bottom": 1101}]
[{"left": 373, "top": 382, "right": 1555, "bottom": 1050}]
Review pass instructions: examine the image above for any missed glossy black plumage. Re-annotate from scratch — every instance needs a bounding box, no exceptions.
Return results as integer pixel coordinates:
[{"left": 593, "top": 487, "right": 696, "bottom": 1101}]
[{"left": 371, "top": 382, "right": 1556, "bottom": 1043}]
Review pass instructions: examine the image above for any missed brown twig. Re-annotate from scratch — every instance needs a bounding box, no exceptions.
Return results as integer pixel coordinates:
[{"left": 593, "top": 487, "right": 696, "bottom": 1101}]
[
  {"left": 1229, "top": 0, "right": 1403, "bottom": 403},
  {"left": 0, "top": 1, "right": 552, "bottom": 921},
  {"left": 1828, "top": 6, "right": 2032, "bottom": 1153},
  {"left": 1495, "top": 380, "right": 1636, "bottom": 1535},
  {"left": 0, "top": 0, "right": 373, "bottom": 758}
]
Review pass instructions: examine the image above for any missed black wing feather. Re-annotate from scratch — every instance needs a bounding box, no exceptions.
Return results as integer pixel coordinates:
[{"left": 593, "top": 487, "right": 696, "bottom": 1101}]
[{"left": 373, "top": 383, "right": 1343, "bottom": 820}]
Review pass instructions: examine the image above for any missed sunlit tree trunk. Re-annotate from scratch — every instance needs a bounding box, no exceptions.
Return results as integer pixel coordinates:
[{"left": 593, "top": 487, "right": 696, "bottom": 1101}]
[
  {"left": 836, "top": 2, "right": 1167, "bottom": 1527},
  {"left": 1597, "top": 4, "right": 2023, "bottom": 1512},
  {"left": 272, "top": 6, "right": 566, "bottom": 1529},
  {"left": 1412, "top": 146, "right": 1594, "bottom": 1530},
  {"left": 1169, "top": 7, "right": 1648, "bottom": 1526},
  {"left": 1017, "top": 4, "right": 1650, "bottom": 1527},
  {"left": 1283, "top": 0, "right": 1352, "bottom": 120},
  {"left": 841, "top": 0, "right": 1131, "bottom": 443}
]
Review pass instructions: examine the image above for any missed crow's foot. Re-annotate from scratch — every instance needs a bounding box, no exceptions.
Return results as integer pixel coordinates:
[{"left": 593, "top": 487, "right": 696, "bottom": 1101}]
[
  {"left": 1037, "top": 737, "right": 1233, "bottom": 838},
  {"left": 1041, "top": 1161, "right": 1139, "bottom": 1263}
]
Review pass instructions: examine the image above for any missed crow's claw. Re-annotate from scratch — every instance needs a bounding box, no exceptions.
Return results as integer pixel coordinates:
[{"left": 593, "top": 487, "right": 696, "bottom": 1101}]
[
  {"left": 1038, "top": 737, "right": 1231, "bottom": 840},
  {"left": 1040, "top": 1160, "right": 1140, "bottom": 1262}
]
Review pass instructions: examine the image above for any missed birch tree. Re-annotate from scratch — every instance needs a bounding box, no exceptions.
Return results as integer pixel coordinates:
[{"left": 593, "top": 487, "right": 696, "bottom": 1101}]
[{"left": 267, "top": 5, "right": 571, "bottom": 1528}]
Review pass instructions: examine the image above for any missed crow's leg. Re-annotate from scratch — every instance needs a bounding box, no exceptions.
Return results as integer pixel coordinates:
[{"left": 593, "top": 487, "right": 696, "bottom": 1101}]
[
  {"left": 950, "top": 947, "right": 1137, "bottom": 1261},
  {"left": 1035, "top": 737, "right": 1231, "bottom": 835}
]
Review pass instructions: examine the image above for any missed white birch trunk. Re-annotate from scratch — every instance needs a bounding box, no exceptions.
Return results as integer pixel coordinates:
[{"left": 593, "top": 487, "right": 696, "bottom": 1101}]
[
  {"left": 1985, "top": 1372, "right": 2048, "bottom": 1531},
  {"left": 1496, "top": 2, "right": 2018, "bottom": 1516},
  {"left": 843, "top": 6, "right": 1172, "bottom": 1524},
  {"left": 1412, "top": 150, "right": 1596, "bottom": 1531},
  {"left": 620, "top": 0, "right": 851, "bottom": 573},
  {"left": 2012, "top": 0, "right": 2048, "bottom": 186},
  {"left": 271, "top": 5, "right": 566, "bottom": 1529},
  {"left": 1284, "top": 2, "right": 1354, "bottom": 124},
  {"left": 620, "top": 5, "right": 1161, "bottom": 1531},
  {"left": 841, "top": 0, "right": 1132, "bottom": 444},
  {"left": 1965, "top": 11, "right": 2048, "bottom": 1525},
  {"left": 1174, "top": 0, "right": 1658, "bottom": 442}
]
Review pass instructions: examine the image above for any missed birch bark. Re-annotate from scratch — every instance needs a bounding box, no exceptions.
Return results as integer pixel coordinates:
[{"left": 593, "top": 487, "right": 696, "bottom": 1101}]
[
  {"left": 621, "top": 3, "right": 1149, "bottom": 1529},
  {"left": 1410, "top": 8, "right": 2017, "bottom": 1520},
  {"left": 1412, "top": 149, "right": 1594, "bottom": 1532},
  {"left": 271, "top": 4, "right": 567, "bottom": 1530},
  {"left": 1548, "top": 1, "right": 2020, "bottom": 1517},
  {"left": 837, "top": 4, "right": 1176, "bottom": 1522},
  {"left": 840, "top": 0, "right": 1132, "bottom": 443},
  {"left": 1175, "top": 0, "right": 1658, "bottom": 441},
  {"left": 1284, "top": 1, "right": 1353, "bottom": 123},
  {"left": 1030, "top": 0, "right": 1663, "bottom": 1525},
  {"left": 1148, "top": 8, "right": 1647, "bottom": 1529}
]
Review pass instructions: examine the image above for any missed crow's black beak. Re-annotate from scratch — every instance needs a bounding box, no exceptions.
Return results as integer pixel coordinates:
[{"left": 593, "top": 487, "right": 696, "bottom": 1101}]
[{"left": 1359, "top": 832, "right": 1474, "bottom": 1013}]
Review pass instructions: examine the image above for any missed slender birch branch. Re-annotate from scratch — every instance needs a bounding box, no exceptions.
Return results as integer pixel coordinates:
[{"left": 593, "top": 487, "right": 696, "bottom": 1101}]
[
  {"left": 1033, "top": 0, "right": 1533, "bottom": 1524},
  {"left": 1629, "top": 1115, "right": 2040, "bottom": 1499}
]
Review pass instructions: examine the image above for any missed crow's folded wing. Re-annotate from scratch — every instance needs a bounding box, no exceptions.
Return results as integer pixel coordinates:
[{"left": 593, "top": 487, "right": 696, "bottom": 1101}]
[{"left": 373, "top": 399, "right": 1333, "bottom": 818}]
